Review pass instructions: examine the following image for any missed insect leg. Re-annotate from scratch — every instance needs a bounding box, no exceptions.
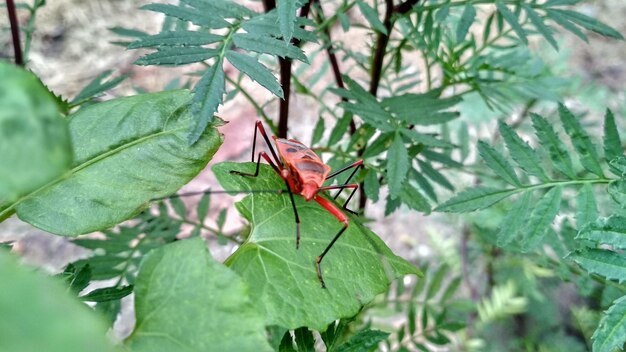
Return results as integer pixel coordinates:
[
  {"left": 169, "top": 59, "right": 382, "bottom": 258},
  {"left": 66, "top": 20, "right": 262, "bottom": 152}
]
[
  {"left": 252, "top": 120, "right": 282, "bottom": 167},
  {"left": 318, "top": 184, "right": 359, "bottom": 215},
  {"left": 325, "top": 160, "right": 363, "bottom": 199},
  {"left": 313, "top": 196, "right": 349, "bottom": 288},
  {"left": 230, "top": 152, "right": 280, "bottom": 177}
]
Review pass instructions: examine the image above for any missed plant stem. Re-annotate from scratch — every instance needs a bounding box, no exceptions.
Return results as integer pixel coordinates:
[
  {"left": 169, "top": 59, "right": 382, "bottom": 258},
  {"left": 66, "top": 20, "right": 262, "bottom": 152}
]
[{"left": 6, "top": 0, "right": 24, "bottom": 66}]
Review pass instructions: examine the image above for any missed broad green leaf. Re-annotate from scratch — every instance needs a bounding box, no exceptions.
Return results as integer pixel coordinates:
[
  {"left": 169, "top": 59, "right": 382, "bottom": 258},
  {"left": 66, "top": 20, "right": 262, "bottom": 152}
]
[
  {"left": 495, "top": 1, "right": 528, "bottom": 44},
  {"left": 400, "top": 183, "right": 431, "bottom": 213},
  {"left": 357, "top": 2, "right": 387, "bottom": 35},
  {"left": 592, "top": 295, "right": 626, "bottom": 352},
  {"left": 604, "top": 109, "right": 622, "bottom": 164},
  {"left": 477, "top": 140, "right": 521, "bottom": 187},
  {"left": 578, "top": 216, "right": 626, "bottom": 249},
  {"left": 570, "top": 249, "right": 626, "bottom": 283},
  {"left": 549, "top": 9, "right": 623, "bottom": 39},
  {"left": 71, "top": 70, "right": 129, "bottom": 104},
  {"left": 135, "top": 47, "right": 219, "bottom": 66},
  {"left": 335, "top": 329, "right": 389, "bottom": 352},
  {"left": 189, "top": 61, "right": 225, "bottom": 144},
  {"left": 277, "top": 0, "right": 297, "bottom": 42},
  {"left": 496, "top": 191, "right": 532, "bottom": 247},
  {"left": 1, "top": 90, "right": 222, "bottom": 235},
  {"left": 0, "top": 250, "right": 116, "bottom": 352},
  {"left": 126, "top": 237, "right": 272, "bottom": 352},
  {"left": 127, "top": 31, "right": 222, "bottom": 49},
  {"left": 520, "top": 186, "right": 562, "bottom": 251},
  {"left": 456, "top": 5, "right": 476, "bottom": 42},
  {"left": 388, "top": 133, "right": 410, "bottom": 199},
  {"left": 499, "top": 120, "right": 549, "bottom": 181},
  {"left": 531, "top": 113, "right": 575, "bottom": 179},
  {"left": 226, "top": 51, "right": 284, "bottom": 98},
  {"left": 0, "top": 62, "right": 71, "bottom": 207},
  {"left": 214, "top": 162, "right": 420, "bottom": 330},
  {"left": 233, "top": 33, "right": 308, "bottom": 63},
  {"left": 575, "top": 184, "right": 597, "bottom": 229},
  {"left": 559, "top": 104, "right": 604, "bottom": 177},
  {"left": 436, "top": 187, "right": 517, "bottom": 213},
  {"left": 523, "top": 4, "right": 558, "bottom": 50},
  {"left": 141, "top": 3, "right": 229, "bottom": 28}
]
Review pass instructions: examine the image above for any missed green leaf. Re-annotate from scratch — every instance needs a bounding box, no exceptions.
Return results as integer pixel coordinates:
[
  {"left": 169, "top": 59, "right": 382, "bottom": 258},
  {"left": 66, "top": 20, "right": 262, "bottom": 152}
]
[
  {"left": 0, "top": 62, "right": 71, "bottom": 207},
  {"left": 128, "top": 31, "right": 222, "bottom": 49},
  {"left": 577, "top": 216, "right": 626, "bottom": 249},
  {"left": 170, "top": 196, "right": 187, "bottom": 219},
  {"left": 520, "top": 187, "right": 561, "bottom": 251},
  {"left": 226, "top": 51, "right": 284, "bottom": 98},
  {"left": 293, "top": 327, "right": 315, "bottom": 352},
  {"left": 363, "top": 169, "right": 380, "bottom": 203},
  {"left": 498, "top": 120, "right": 549, "bottom": 181},
  {"left": 197, "top": 193, "right": 210, "bottom": 222},
  {"left": 80, "top": 285, "right": 133, "bottom": 302},
  {"left": 477, "top": 140, "right": 521, "bottom": 187},
  {"left": 592, "top": 295, "right": 626, "bottom": 352},
  {"left": 189, "top": 61, "right": 225, "bottom": 144},
  {"left": 141, "top": 3, "right": 229, "bottom": 28},
  {"left": 531, "top": 113, "right": 575, "bottom": 179},
  {"left": 335, "top": 329, "right": 389, "bottom": 352},
  {"left": 180, "top": 0, "right": 254, "bottom": 19},
  {"left": 135, "top": 47, "right": 219, "bottom": 66},
  {"left": 523, "top": 4, "right": 558, "bottom": 50},
  {"left": 496, "top": 192, "right": 532, "bottom": 247},
  {"left": 544, "top": 9, "right": 588, "bottom": 42},
  {"left": 495, "top": 1, "right": 528, "bottom": 44},
  {"left": 436, "top": 187, "right": 517, "bottom": 213},
  {"left": 71, "top": 70, "right": 129, "bottom": 104},
  {"left": 575, "top": 184, "right": 597, "bottom": 229},
  {"left": 608, "top": 179, "right": 626, "bottom": 207},
  {"left": 387, "top": 133, "right": 410, "bottom": 199},
  {"left": 0, "top": 250, "right": 116, "bottom": 352},
  {"left": 2, "top": 91, "right": 222, "bottom": 235},
  {"left": 400, "top": 183, "right": 431, "bottom": 213},
  {"left": 604, "top": 109, "right": 622, "bottom": 163},
  {"left": 233, "top": 33, "right": 308, "bottom": 62},
  {"left": 357, "top": 2, "right": 387, "bottom": 35},
  {"left": 214, "top": 162, "right": 420, "bottom": 330},
  {"left": 126, "top": 237, "right": 272, "bottom": 352},
  {"left": 382, "top": 94, "right": 461, "bottom": 126},
  {"left": 456, "top": 5, "right": 476, "bottom": 42},
  {"left": 277, "top": 0, "right": 297, "bottom": 42},
  {"left": 401, "top": 129, "right": 453, "bottom": 149},
  {"left": 570, "top": 249, "right": 626, "bottom": 283},
  {"left": 559, "top": 104, "right": 604, "bottom": 177},
  {"left": 549, "top": 9, "right": 623, "bottom": 39},
  {"left": 417, "top": 159, "right": 454, "bottom": 191}
]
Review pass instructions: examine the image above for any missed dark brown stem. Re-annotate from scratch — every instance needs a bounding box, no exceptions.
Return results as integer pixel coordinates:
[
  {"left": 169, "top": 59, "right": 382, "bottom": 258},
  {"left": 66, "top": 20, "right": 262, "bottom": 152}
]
[
  {"left": 368, "top": 0, "right": 394, "bottom": 97},
  {"left": 6, "top": 0, "right": 24, "bottom": 66}
]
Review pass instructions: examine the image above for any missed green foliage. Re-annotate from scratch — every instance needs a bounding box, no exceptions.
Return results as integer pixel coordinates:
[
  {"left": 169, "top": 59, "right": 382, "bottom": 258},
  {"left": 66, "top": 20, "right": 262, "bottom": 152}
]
[
  {"left": 214, "top": 162, "right": 420, "bottom": 330},
  {"left": 477, "top": 281, "right": 528, "bottom": 324}
]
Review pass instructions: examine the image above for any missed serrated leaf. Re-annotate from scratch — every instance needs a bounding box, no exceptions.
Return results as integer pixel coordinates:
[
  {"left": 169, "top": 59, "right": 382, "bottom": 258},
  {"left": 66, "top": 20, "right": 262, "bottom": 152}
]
[
  {"left": 311, "top": 117, "right": 325, "bottom": 145},
  {"left": 499, "top": 120, "right": 549, "bottom": 181},
  {"left": 496, "top": 191, "right": 532, "bottom": 247},
  {"left": 363, "top": 169, "right": 380, "bottom": 203},
  {"left": 400, "top": 183, "right": 431, "bottom": 213},
  {"left": 226, "top": 51, "right": 284, "bottom": 98},
  {"left": 592, "top": 295, "right": 626, "bottom": 352},
  {"left": 128, "top": 31, "right": 222, "bottom": 49},
  {"left": 387, "top": 134, "right": 410, "bottom": 199},
  {"left": 495, "top": 1, "right": 528, "bottom": 44},
  {"left": 125, "top": 237, "right": 272, "bottom": 351},
  {"left": 135, "top": 47, "right": 219, "bottom": 66},
  {"left": 141, "top": 3, "right": 229, "bottom": 28},
  {"left": 545, "top": 9, "right": 588, "bottom": 42},
  {"left": 233, "top": 33, "right": 308, "bottom": 62},
  {"left": 417, "top": 159, "right": 454, "bottom": 191},
  {"left": 523, "top": 4, "right": 558, "bottom": 50},
  {"left": 477, "top": 140, "right": 521, "bottom": 187},
  {"left": 277, "top": 0, "right": 297, "bottom": 42},
  {"left": 531, "top": 113, "right": 575, "bottom": 179},
  {"left": 71, "top": 70, "right": 129, "bottom": 104},
  {"left": 576, "top": 183, "right": 597, "bottom": 229},
  {"left": 578, "top": 216, "right": 626, "bottom": 249},
  {"left": 401, "top": 129, "right": 452, "bottom": 149},
  {"left": 81, "top": 285, "right": 133, "bottom": 302},
  {"left": 335, "top": 329, "right": 389, "bottom": 352},
  {"left": 609, "top": 179, "right": 626, "bottom": 208},
  {"left": 456, "top": 5, "right": 476, "bottom": 42},
  {"left": 382, "top": 94, "right": 461, "bottom": 126},
  {"left": 189, "top": 61, "right": 225, "bottom": 144},
  {"left": 197, "top": 193, "right": 210, "bottom": 222},
  {"left": 180, "top": 0, "right": 254, "bottom": 19},
  {"left": 559, "top": 104, "right": 604, "bottom": 177},
  {"left": 328, "top": 112, "right": 354, "bottom": 147},
  {"left": 570, "top": 249, "right": 626, "bottom": 283},
  {"left": 1, "top": 91, "right": 222, "bottom": 235},
  {"left": 214, "top": 162, "right": 420, "bottom": 330},
  {"left": 436, "top": 187, "right": 517, "bottom": 213},
  {"left": 520, "top": 186, "right": 561, "bottom": 251},
  {"left": 550, "top": 9, "right": 623, "bottom": 39},
  {"left": 357, "top": 2, "right": 387, "bottom": 35},
  {"left": 604, "top": 109, "right": 622, "bottom": 164}
]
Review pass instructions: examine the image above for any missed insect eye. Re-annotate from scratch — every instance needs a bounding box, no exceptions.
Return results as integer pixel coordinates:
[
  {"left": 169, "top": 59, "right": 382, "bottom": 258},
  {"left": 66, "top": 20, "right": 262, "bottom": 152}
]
[{"left": 286, "top": 148, "right": 297, "bottom": 153}]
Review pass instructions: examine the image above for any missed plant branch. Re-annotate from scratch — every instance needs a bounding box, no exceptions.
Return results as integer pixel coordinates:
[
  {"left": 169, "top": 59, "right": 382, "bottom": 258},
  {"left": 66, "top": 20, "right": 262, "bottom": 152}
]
[{"left": 6, "top": 0, "right": 24, "bottom": 66}]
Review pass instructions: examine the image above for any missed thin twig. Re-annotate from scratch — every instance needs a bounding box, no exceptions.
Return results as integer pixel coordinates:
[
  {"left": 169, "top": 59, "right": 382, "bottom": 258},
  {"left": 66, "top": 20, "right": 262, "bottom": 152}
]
[{"left": 6, "top": 0, "right": 24, "bottom": 66}]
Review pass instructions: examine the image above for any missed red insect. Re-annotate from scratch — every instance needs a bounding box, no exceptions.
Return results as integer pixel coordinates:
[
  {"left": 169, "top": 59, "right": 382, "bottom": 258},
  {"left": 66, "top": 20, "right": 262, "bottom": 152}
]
[{"left": 231, "top": 121, "right": 363, "bottom": 288}]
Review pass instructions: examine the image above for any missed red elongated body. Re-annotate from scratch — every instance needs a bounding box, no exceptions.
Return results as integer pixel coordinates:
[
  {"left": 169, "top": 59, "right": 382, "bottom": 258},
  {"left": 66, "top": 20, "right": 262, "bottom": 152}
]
[{"left": 230, "top": 121, "right": 363, "bottom": 288}]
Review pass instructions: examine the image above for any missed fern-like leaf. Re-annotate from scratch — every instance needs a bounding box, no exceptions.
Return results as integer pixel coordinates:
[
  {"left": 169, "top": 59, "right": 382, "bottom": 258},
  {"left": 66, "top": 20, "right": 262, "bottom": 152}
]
[{"left": 592, "top": 295, "right": 626, "bottom": 352}]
